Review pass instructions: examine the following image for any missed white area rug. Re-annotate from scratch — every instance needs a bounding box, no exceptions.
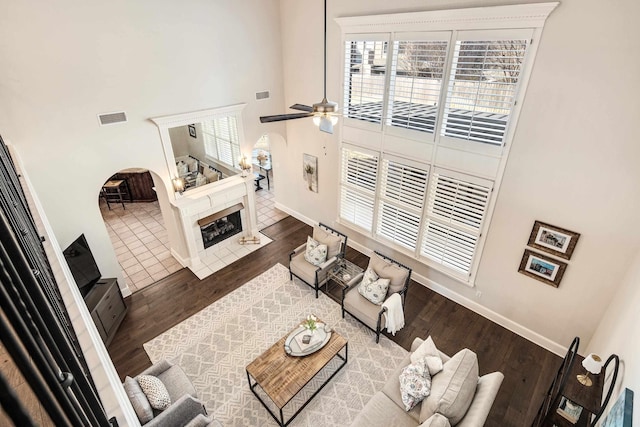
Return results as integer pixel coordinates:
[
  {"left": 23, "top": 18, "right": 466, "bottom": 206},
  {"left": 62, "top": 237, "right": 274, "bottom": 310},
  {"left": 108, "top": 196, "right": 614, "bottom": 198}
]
[{"left": 144, "top": 263, "right": 408, "bottom": 426}]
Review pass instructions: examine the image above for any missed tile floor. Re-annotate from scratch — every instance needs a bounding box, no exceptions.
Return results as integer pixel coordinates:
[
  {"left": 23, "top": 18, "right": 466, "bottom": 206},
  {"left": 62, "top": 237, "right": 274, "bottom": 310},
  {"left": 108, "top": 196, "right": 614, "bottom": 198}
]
[
  {"left": 100, "top": 174, "right": 287, "bottom": 292},
  {"left": 254, "top": 174, "right": 288, "bottom": 229},
  {"left": 100, "top": 200, "right": 182, "bottom": 293}
]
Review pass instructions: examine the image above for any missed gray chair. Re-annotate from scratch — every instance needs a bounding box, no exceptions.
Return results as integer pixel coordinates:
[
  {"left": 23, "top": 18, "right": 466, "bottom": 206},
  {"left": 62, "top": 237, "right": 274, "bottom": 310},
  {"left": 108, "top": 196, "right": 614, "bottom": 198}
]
[
  {"left": 342, "top": 251, "right": 412, "bottom": 343},
  {"left": 123, "top": 360, "right": 222, "bottom": 427},
  {"left": 289, "top": 223, "right": 347, "bottom": 297}
]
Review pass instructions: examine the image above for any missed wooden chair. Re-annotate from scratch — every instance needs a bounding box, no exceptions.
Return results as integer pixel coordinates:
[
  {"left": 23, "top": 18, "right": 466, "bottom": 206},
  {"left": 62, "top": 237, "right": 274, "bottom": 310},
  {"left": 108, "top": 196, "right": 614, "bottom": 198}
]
[{"left": 341, "top": 251, "right": 411, "bottom": 343}]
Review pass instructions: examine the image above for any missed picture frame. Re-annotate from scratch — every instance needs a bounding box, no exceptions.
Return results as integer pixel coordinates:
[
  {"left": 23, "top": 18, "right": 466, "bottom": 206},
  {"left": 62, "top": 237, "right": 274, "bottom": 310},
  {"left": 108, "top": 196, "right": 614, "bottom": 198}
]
[
  {"left": 188, "top": 124, "right": 197, "bottom": 138},
  {"left": 518, "top": 249, "right": 567, "bottom": 288},
  {"left": 527, "top": 221, "right": 580, "bottom": 260},
  {"left": 303, "top": 153, "right": 318, "bottom": 193},
  {"left": 601, "top": 388, "right": 634, "bottom": 427}
]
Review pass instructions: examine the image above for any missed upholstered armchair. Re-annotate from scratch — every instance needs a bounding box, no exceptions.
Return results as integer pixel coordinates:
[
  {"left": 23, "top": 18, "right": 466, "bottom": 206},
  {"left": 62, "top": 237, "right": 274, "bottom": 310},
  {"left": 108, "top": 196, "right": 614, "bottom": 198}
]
[
  {"left": 342, "top": 251, "right": 412, "bottom": 343},
  {"left": 289, "top": 223, "right": 347, "bottom": 297},
  {"left": 123, "top": 360, "right": 221, "bottom": 427}
]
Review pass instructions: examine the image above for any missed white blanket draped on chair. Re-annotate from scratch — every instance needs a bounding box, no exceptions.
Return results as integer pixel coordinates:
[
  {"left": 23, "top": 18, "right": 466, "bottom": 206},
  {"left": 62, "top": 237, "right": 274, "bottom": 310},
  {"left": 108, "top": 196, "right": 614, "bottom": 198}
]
[{"left": 382, "top": 292, "right": 404, "bottom": 335}]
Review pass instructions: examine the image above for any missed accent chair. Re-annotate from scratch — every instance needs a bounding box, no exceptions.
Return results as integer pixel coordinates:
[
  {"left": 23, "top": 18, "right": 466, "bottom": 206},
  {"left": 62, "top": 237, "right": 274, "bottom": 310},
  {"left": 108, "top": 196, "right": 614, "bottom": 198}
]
[
  {"left": 341, "top": 251, "right": 412, "bottom": 343},
  {"left": 289, "top": 223, "right": 347, "bottom": 297},
  {"left": 123, "top": 360, "right": 221, "bottom": 427}
]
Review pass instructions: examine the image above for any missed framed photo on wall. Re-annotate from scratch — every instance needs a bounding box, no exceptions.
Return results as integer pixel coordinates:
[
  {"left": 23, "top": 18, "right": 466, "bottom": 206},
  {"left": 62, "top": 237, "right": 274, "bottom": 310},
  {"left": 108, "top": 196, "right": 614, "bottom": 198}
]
[
  {"left": 188, "top": 124, "right": 197, "bottom": 138},
  {"left": 528, "top": 221, "right": 580, "bottom": 260},
  {"left": 518, "top": 249, "right": 568, "bottom": 288}
]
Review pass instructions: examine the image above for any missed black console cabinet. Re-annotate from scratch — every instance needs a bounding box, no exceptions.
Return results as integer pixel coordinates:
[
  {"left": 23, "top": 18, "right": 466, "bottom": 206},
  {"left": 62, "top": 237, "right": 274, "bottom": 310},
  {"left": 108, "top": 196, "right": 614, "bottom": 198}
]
[{"left": 84, "top": 278, "right": 127, "bottom": 346}]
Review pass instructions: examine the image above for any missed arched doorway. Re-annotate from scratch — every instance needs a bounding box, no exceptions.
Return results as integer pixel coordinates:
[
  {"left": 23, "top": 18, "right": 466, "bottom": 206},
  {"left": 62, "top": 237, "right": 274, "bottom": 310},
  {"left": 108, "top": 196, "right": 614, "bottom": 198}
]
[
  {"left": 98, "top": 168, "right": 182, "bottom": 292},
  {"left": 252, "top": 133, "right": 288, "bottom": 230}
]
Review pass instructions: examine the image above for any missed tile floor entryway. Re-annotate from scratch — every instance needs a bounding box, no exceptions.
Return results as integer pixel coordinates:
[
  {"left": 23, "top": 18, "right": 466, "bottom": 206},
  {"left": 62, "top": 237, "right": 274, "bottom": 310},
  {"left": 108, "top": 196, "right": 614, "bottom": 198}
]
[
  {"left": 100, "top": 200, "right": 182, "bottom": 293},
  {"left": 254, "top": 177, "right": 288, "bottom": 229},
  {"left": 100, "top": 174, "right": 287, "bottom": 292}
]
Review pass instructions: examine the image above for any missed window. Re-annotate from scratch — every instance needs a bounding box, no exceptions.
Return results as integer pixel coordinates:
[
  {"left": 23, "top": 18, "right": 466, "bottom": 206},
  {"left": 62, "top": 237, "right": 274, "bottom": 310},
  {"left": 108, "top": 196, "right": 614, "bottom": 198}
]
[
  {"left": 337, "top": 4, "right": 556, "bottom": 282},
  {"left": 441, "top": 37, "right": 528, "bottom": 145},
  {"left": 202, "top": 116, "right": 241, "bottom": 168},
  {"left": 344, "top": 32, "right": 529, "bottom": 146},
  {"left": 344, "top": 39, "right": 388, "bottom": 124},
  {"left": 376, "top": 158, "right": 429, "bottom": 250},
  {"left": 387, "top": 39, "right": 448, "bottom": 133},
  {"left": 421, "top": 169, "right": 492, "bottom": 275},
  {"left": 339, "top": 147, "right": 379, "bottom": 231}
]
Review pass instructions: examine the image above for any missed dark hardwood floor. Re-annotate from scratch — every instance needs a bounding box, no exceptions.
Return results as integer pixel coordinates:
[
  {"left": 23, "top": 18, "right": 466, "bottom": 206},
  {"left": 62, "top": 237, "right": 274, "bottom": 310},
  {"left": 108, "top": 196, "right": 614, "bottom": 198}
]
[{"left": 109, "top": 215, "right": 560, "bottom": 426}]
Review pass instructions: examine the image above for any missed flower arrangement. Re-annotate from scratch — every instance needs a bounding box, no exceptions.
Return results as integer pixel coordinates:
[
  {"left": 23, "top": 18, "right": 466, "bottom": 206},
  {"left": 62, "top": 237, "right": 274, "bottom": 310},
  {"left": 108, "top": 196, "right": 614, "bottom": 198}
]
[
  {"left": 301, "top": 314, "right": 318, "bottom": 333},
  {"left": 304, "top": 163, "right": 315, "bottom": 175},
  {"left": 257, "top": 151, "right": 268, "bottom": 164}
]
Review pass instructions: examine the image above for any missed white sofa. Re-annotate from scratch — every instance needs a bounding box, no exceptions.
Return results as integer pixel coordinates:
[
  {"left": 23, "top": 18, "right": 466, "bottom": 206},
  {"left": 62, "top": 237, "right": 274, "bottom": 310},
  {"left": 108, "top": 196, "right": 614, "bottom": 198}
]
[{"left": 351, "top": 337, "right": 504, "bottom": 427}]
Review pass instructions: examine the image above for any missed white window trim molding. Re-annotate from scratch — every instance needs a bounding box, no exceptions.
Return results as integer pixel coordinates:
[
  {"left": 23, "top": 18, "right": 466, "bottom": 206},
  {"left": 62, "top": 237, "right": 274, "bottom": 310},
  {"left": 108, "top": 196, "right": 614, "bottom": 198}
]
[
  {"left": 336, "top": 3, "right": 558, "bottom": 286},
  {"left": 335, "top": 3, "right": 559, "bottom": 33}
]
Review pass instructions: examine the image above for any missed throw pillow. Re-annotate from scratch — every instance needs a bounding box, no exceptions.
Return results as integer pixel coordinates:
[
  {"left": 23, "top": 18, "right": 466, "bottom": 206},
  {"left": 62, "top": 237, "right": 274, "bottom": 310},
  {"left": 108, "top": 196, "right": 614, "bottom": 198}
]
[
  {"left": 411, "top": 336, "right": 444, "bottom": 376},
  {"left": 368, "top": 252, "right": 409, "bottom": 294},
  {"left": 137, "top": 374, "right": 171, "bottom": 411},
  {"left": 176, "top": 161, "right": 188, "bottom": 176},
  {"left": 304, "top": 236, "right": 328, "bottom": 266},
  {"left": 357, "top": 267, "right": 390, "bottom": 305},
  {"left": 399, "top": 357, "right": 432, "bottom": 411},
  {"left": 195, "top": 172, "right": 207, "bottom": 187},
  {"left": 419, "top": 413, "right": 451, "bottom": 427},
  {"left": 313, "top": 226, "right": 343, "bottom": 258},
  {"left": 419, "top": 348, "right": 479, "bottom": 424},
  {"left": 123, "top": 376, "right": 153, "bottom": 424}
]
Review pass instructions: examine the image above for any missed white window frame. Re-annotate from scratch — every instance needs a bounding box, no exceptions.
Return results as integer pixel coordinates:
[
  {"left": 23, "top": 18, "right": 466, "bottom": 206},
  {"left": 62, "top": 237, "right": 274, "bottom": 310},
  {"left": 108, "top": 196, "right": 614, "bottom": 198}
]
[
  {"left": 339, "top": 144, "right": 380, "bottom": 234},
  {"left": 202, "top": 116, "right": 242, "bottom": 169},
  {"left": 336, "top": 3, "right": 558, "bottom": 285},
  {"left": 375, "top": 155, "right": 430, "bottom": 252}
]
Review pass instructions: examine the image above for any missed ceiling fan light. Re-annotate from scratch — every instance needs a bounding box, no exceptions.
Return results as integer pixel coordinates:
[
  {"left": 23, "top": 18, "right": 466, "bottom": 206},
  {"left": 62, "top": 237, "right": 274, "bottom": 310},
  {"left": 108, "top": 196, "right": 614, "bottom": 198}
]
[
  {"left": 313, "top": 116, "right": 321, "bottom": 126},
  {"left": 330, "top": 115, "right": 339, "bottom": 125}
]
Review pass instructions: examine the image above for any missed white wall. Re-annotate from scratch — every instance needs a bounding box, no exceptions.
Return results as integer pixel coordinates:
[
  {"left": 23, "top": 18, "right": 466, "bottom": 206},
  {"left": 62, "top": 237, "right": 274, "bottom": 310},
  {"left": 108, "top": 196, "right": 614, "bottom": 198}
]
[
  {"left": 587, "top": 249, "right": 640, "bottom": 425},
  {"left": 0, "top": 0, "right": 286, "bottom": 290},
  {"left": 275, "top": 0, "right": 640, "bottom": 353}
]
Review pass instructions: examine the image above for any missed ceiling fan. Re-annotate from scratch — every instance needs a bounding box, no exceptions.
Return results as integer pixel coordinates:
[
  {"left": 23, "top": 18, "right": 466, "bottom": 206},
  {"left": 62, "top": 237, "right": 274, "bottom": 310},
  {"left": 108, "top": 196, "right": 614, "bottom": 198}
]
[{"left": 259, "top": 0, "right": 338, "bottom": 134}]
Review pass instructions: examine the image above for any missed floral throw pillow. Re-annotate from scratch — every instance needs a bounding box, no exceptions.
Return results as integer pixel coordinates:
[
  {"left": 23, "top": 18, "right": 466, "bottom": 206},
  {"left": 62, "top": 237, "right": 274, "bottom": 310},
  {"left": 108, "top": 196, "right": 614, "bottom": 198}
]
[
  {"left": 304, "top": 236, "right": 328, "bottom": 266},
  {"left": 357, "top": 267, "right": 390, "bottom": 305},
  {"left": 399, "top": 357, "right": 432, "bottom": 411},
  {"left": 137, "top": 374, "right": 171, "bottom": 411}
]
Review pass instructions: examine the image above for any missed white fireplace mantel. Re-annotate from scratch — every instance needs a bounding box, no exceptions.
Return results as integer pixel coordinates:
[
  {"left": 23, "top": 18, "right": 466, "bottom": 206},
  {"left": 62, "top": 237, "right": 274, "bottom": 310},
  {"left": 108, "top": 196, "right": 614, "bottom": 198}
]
[{"left": 171, "top": 174, "right": 258, "bottom": 271}]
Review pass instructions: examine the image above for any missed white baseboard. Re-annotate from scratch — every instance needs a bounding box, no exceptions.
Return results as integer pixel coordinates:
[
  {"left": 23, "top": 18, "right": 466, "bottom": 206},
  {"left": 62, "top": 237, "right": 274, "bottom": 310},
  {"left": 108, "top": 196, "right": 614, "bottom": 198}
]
[
  {"left": 346, "top": 230, "right": 566, "bottom": 356},
  {"left": 170, "top": 248, "right": 190, "bottom": 268},
  {"left": 274, "top": 202, "right": 316, "bottom": 227}
]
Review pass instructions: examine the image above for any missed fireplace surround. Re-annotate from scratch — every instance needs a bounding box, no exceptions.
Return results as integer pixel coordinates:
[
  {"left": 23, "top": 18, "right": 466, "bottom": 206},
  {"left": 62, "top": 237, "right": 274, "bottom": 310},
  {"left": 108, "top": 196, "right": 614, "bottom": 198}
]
[{"left": 170, "top": 175, "right": 259, "bottom": 276}]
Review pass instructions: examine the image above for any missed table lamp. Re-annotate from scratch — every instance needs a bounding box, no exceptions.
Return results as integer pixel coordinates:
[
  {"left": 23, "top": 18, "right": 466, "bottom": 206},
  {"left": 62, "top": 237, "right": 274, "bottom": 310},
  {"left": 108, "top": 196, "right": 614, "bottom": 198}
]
[
  {"left": 577, "top": 353, "right": 602, "bottom": 386},
  {"left": 172, "top": 177, "right": 186, "bottom": 194},
  {"left": 239, "top": 156, "right": 252, "bottom": 177}
]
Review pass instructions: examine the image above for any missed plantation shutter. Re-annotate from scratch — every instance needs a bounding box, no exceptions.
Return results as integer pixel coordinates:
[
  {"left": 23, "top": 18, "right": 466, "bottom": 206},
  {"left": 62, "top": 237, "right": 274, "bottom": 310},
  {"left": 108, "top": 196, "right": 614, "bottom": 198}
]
[
  {"left": 203, "top": 116, "right": 240, "bottom": 168},
  {"left": 421, "top": 168, "right": 492, "bottom": 275},
  {"left": 441, "top": 35, "right": 529, "bottom": 145},
  {"left": 340, "top": 147, "right": 379, "bottom": 231},
  {"left": 387, "top": 39, "right": 448, "bottom": 133},
  {"left": 343, "top": 36, "right": 389, "bottom": 124},
  {"left": 376, "top": 158, "right": 429, "bottom": 250}
]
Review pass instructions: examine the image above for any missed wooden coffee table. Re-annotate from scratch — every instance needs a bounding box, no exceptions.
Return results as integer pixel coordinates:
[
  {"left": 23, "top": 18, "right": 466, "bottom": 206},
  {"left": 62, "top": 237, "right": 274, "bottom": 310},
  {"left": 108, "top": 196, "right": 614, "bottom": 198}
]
[{"left": 246, "top": 320, "right": 348, "bottom": 426}]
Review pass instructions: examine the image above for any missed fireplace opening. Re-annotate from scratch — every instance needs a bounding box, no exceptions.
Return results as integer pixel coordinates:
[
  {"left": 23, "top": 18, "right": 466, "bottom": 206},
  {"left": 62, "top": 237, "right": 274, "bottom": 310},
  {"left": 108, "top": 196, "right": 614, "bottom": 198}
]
[{"left": 198, "top": 204, "right": 243, "bottom": 249}]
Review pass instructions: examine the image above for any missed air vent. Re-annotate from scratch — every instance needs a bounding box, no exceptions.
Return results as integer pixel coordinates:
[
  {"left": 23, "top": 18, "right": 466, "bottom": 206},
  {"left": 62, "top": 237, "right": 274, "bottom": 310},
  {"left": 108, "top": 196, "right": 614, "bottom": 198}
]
[
  {"left": 255, "top": 91, "right": 270, "bottom": 100},
  {"left": 97, "top": 111, "right": 127, "bottom": 126}
]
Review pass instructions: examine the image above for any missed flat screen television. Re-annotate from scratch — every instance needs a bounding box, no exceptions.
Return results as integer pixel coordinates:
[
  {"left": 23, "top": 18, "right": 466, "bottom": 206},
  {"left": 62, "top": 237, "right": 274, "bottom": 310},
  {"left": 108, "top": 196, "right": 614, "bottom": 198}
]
[{"left": 63, "top": 234, "right": 102, "bottom": 296}]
